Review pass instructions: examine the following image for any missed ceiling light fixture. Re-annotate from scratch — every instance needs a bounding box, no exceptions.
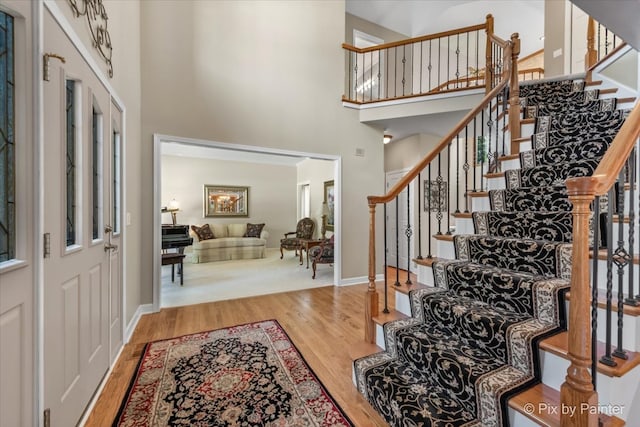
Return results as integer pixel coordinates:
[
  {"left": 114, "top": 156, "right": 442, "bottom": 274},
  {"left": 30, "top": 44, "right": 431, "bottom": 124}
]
[{"left": 383, "top": 134, "right": 393, "bottom": 144}]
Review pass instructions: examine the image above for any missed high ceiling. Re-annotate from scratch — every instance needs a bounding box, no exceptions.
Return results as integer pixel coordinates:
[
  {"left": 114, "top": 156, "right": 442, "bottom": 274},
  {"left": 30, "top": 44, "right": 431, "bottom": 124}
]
[{"left": 346, "top": 0, "right": 545, "bottom": 57}]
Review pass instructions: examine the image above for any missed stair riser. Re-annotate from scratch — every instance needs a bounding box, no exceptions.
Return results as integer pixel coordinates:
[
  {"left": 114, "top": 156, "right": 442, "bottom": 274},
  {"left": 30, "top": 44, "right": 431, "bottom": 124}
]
[
  {"left": 539, "top": 349, "right": 639, "bottom": 423},
  {"left": 470, "top": 195, "right": 490, "bottom": 211},
  {"left": 487, "top": 175, "right": 506, "bottom": 190},
  {"left": 435, "top": 239, "right": 456, "bottom": 259},
  {"left": 501, "top": 158, "right": 521, "bottom": 171}
]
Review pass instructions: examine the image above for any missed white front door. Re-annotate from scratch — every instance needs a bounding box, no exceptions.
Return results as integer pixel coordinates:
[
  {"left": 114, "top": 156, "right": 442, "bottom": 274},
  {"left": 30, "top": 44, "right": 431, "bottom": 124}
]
[{"left": 42, "top": 9, "right": 115, "bottom": 426}]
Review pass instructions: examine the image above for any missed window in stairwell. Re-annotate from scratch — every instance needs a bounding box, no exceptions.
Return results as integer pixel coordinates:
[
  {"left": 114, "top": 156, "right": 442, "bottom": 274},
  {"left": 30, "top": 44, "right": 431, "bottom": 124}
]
[
  {"left": 298, "top": 183, "right": 310, "bottom": 219},
  {"left": 0, "top": 11, "right": 15, "bottom": 262}
]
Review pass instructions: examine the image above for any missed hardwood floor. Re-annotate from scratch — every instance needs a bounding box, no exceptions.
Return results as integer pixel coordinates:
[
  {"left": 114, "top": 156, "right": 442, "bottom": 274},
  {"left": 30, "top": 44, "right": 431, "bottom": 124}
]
[{"left": 83, "top": 274, "right": 413, "bottom": 427}]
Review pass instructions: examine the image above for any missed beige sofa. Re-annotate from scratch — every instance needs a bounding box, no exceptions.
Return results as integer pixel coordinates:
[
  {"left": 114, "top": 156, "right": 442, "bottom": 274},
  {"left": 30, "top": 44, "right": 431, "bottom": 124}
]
[{"left": 190, "top": 223, "right": 268, "bottom": 263}]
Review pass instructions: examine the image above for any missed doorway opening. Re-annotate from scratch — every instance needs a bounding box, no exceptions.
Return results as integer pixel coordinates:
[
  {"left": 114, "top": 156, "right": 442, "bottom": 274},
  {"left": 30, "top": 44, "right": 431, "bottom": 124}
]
[{"left": 152, "top": 134, "right": 341, "bottom": 310}]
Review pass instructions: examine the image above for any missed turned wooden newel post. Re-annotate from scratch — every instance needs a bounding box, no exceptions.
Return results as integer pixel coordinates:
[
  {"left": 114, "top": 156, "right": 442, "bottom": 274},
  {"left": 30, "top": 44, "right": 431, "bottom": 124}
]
[
  {"left": 485, "top": 14, "right": 494, "bottom": 94},
  {"left": 509, "top": 33, "right": 521, "bottom": 148},
  {"left": 585, "top": 17, "right": 598, "bottom": 82},
  {"left": 560, "top": 176, "right": 599, "bottom": 427},
  {"left": 365, "top": 199, "right": 379, "bottom": 343}
]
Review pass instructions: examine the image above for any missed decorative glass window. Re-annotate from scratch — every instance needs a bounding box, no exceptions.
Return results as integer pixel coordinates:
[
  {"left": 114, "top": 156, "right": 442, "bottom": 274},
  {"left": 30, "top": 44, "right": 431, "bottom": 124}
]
[
  {"left": 92, "top": 107, "right": 102, "bottom": 240},
  {"left": 0, "top": 12, "right": 15, "bottom": 262},
  {"left": 66, "top": 80, "right": 77, "bottom": 246},
  {"left": 112, "top": 131, "right": 121, "bottom": 234}
]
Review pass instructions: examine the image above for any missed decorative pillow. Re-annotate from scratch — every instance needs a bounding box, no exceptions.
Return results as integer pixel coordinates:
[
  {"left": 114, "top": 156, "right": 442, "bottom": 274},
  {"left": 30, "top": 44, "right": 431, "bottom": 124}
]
[
  {"left": 244, "top": 223, "right": 265, "bottom": 238},
  {"left": 191, "top": 224, "right": 215, "bottom": 241}
]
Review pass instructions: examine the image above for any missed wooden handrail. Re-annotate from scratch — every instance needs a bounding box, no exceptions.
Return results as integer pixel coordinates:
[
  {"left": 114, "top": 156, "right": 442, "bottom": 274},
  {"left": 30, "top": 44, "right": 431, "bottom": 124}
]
[
  {"left": 368, "top": 34, "right": 514, "bottom": 205},
  {"left": 518, "top": 67, "right": 544, "bottom": 75},
  {"left": 342, "top": 21, "right": 488, "bottom": 54}
]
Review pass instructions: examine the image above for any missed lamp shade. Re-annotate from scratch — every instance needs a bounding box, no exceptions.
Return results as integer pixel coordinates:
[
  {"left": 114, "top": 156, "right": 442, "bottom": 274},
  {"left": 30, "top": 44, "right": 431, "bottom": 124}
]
[{"left": 168, "top": 199, "right": 179, "bottom": 211}]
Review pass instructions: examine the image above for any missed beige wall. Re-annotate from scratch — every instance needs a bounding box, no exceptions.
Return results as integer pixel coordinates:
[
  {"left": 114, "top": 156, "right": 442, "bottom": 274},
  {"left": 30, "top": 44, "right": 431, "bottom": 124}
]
[
  {"left": 345, "top": 12, "right": 408, "bottom": 45},
  {"left": 54, "top": 0, "right": 143, "bottom": 323},
  {"left": 161, "top": 154, "right": 297, "bottom": 248},
  {"left": 384, "top": 133, "right": 442, "bottom": 172},
  {"left": 140, "top": 0, "right": 384, "bottom": 299},
  {"left": 297, "top": 158, "right": 335, "bottom": 239},
  {"left": 544, "top": 0, "right": 569, "bottom": 77}
]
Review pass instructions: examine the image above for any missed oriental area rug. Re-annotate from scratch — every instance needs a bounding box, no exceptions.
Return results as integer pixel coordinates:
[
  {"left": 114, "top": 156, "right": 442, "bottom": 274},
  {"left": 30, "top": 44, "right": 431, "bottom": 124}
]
[{"left": 112, "top": 320, "right": 353, "bottom": 426}]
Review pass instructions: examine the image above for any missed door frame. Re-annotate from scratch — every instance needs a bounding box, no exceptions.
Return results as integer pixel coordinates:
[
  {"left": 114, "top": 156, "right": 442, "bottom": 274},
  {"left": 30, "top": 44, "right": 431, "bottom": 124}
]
[
  {"left": 152, "top": 134, "right": 342, "bottom": 312},
  {"left": 36, "top": 1, "right": 127, "bottom": 424}
]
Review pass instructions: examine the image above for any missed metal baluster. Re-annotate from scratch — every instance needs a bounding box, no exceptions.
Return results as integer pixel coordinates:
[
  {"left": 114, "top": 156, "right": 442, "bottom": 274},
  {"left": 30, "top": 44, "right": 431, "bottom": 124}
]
[
  {"left": 427, "top": 164, "right": 433, "bottom": 258},
  {"left": 378, "top": 50, "right": 381, "bottom": 100},
  {"left": 394, "top": 47, "right": 398, "bottom": 98},
  {"left": 502, "top": 86, "right": 507, "bottom": 157},
  {"left": 436, "top": 153, "right": 443, "bottom": 235},
  {"left": 466, "top": 32, "right": 469, "bottom": 87},
  {"left": 480, "top": 108, "right": 485, "bottom": 190},
  {"left": 613, "top": 169, "right": 629, "bottom": 360},
  {"left": 456, "top": 33, "right": 460, "bottom": 88},
  {"left": 475, "top": 30, "right": 479, "bottom": 85},
  {"left": 402, "top": 45, "right": 406, "bottom": 96},
  {"left": 597, "top": 23, "right": 601, "bottom": 61},
  {"left": 419, "top": 41, "right": 423, "bottom": 94},
  {"left": 383, "top": 203, "right": 389, "bottom": 313},
  {"left": 406, "top": 182, "right": 413, "bottom": 285},
  {"left": 473, "top": 116, "right": 478, "bottom": 192},
  {"left": 394, "top": 196, "right": 400, "bottom": 286},
  {"left": 456, "top": 136, "right": 460, "bottom": 213},
  {"left": 369, "top": 51, "right": 373, "bottom": 102},
  {"left": 428, "top": 40, "right": 432, "bottom": 92},
  {"left": 591, "top": 196, "right": 601, "bottom": 390},
  {"left": 446, "top": 143, "right": 452, "bottom": 235},
  {"left": 438, "top": 38, "right": 441, "bottom": 88},
  {"left": 464, "top": 125, "right": 470, "bottom": 213},
  {"left": 348, "top": 51, "right": 352, "bottom": 101},
  {"left": 417, "top": 172, "right": 423, "bottom": 259},
  {"left": 625, "top": 148, "right": 637, "bottom": 306},
  {"left": 447, "top": 36, "right": 451, "bottom": 89},
  {"left": 386, "top": 48, "right": 389, "bottom": 99},
  {"left": 605, "top": 28, "right": 609, "bottom": 55},
  {"left": 600, "top": 186, "right": 617, "bottom": 367}
]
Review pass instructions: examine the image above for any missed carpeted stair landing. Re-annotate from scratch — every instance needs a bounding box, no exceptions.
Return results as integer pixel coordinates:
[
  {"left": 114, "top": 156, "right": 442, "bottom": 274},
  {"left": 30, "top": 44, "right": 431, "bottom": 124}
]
[{"left": 354, "top": 78, "right": 628, "bottom": 426}]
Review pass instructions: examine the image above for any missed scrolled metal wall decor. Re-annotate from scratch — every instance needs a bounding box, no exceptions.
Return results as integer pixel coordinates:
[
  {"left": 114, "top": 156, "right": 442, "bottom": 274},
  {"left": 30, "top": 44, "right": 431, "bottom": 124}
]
[{"left": 67, "top": 0, "right": 113, "bottom": 77}]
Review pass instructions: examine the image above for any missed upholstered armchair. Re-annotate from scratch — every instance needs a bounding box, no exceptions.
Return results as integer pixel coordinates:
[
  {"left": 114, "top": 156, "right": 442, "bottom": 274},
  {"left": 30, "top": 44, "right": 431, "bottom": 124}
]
[
  {"left": 280, "top": 217, "right": 315, "bottom": 259},
  {"left": 309, "top": 235, "right": 334, "bottom": 279}
]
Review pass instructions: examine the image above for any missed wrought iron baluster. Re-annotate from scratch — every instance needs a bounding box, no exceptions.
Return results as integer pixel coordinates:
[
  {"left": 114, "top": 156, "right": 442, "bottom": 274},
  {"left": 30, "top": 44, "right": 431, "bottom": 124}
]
[
  {"left": 383, "top": 203, "right": 389, "bottom": 313},
  {"left": 600, "top": 186, "right": 617, "bottom": 367},
  {"left": 475, "top": 30, "right": 479, "bottom": 85},
  {"left": 605, "top": 28, "right": 609, "bottom": 55},
  {"left": 481, "top": 107, "right": 486, "bottom": 190},
  {"left": 625, "top": 148, "right": 637, "bottom": 306},
  {"left": 446, "top": 143, "right": 452, "bottom": 235},
  {"left": 466, "top": 32, "right": 469, "bottom": 87},
  {"left": 438, "top": 38, "right": 441, "bottom": 87},
  {"left": 386, "top": 48, "right": 389, "bottom": 99},
  {"left": 428, "top": 40, "right": 432, "bottom": 92},
  {"left": 597, "top": 23, "right": 601, "bottom": 61},
  {"left": 613, "top": 169, "right": 629, "bottom": 360},
  {"left": 427, "top": 164, "right": 433, "bottom": 258},
  {"left": 417, "top": 172, "right": 423, "bottom": 259},
  {"left": 406, "top": 183, "right": 413, "bottom": 285},
  {"left": 394, "top": 195, "right": 400, "bottom": 286},
  {"left": 436, "top": 153, "right": 443, "bottom": 235},
  {"left": 369, "top": 51, "right": 373, "bottom": 101},
  {"left": 419, "top": 41, "right": 423, "bottom": 94},
  {"left": 502, "top": 86, "right": 507, "bottom": 157},
  {"left": 455, "top": 136, "right": 460, "bottom": 213},
  {"left": 455, "top": 33, "right": 460, "bottom": 88},
  {"left": 378, "top": 50, "right": 381, "bottom": 100},
  {"left": 591, "top": 196, "right": 601, "bottom": 390},
  {"left": 447, "top": 36, "right": 451, "bottom": 89},
  {"left": 473, "top": 116, "right": 478, "bottom": 192},
  {"left": 464, "top": 125, "right": 470, "bottom": 213},
  {"left": 348, "top": 51, "right": 352, "bottom": 101},
  {"left": 402, "top": 45, "right": 406, "bottom": 96}
]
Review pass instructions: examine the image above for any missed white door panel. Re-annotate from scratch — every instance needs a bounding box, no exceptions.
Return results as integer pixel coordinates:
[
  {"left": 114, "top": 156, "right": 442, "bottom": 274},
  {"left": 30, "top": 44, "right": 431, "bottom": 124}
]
[{"left": 42, "top": 9, "right": 116, "bottom": 426}]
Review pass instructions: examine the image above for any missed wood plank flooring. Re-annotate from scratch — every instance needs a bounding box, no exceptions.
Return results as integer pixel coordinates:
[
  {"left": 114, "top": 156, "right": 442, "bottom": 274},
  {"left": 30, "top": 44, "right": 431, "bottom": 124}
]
[{"left": 82, "top": 278, "right": 409, "bottom": 426}]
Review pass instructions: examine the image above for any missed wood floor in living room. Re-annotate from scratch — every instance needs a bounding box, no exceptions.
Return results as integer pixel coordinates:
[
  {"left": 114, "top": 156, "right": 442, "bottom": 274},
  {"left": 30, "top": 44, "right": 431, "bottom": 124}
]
[{"left": 84, "top": 270, "right": 414, "bottom": 426}]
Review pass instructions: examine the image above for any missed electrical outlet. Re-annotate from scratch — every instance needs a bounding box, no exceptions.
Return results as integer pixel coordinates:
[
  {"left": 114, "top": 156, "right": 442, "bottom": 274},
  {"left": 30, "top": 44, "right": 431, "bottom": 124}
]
[
  {"left": 126, "top": 212, "right": 131, "bottom": 226},
  {"left": 355, "top": 148, "right": 365, "bottom": 157},
  {"left": 553, "top": 48, "right": 562, "bottom": 58}
]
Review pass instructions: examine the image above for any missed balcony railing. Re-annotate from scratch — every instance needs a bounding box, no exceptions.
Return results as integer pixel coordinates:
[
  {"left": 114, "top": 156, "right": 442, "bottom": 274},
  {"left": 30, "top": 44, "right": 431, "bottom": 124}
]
[{"left": 343, "top": 15, "right": 499, "bottom": 104}]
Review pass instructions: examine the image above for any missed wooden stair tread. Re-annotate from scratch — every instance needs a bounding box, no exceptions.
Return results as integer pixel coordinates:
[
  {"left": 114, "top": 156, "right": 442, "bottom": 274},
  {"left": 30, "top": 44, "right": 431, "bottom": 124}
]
[
  {"left": 521, "top": 118, "right": 535, "bottom": 124},
  {"left": 540, "top": 331, "right": 640, "bottom": 377},
  {"left": 433, "top": 234, "right": 454, "bottom": 241},
  {"left": 391, "top": 281, "right": 431, "bottom": 296},
  {"left": 565, "top": 290, "right": 640, "bottom": 317},
  {"left": 599, "top": 87, "right": 618, "bottom": 95},
  {"left": 591, "top": 249, "right": 640, "bottom": 265},
  {"left": 372, "top": 309, "right": 408, "bottom": 326},
  {"left": 617, "top": 96, "right": 636, "bottom": 104},
  {"left": 499, "top": 153, "right": 521, "bottom": 162},
  {"left": 413, "top": 256, "right": 443, "bottom": 267},
  {"left": 509, "top": 383, "right": 560, "bottom": 426},
  {"left": 511, "top": 137, "right": 529, "bottom": 144},
  {"left": 585, "top": 80, "right": 603, "bottom": 86},
  {"left": 348, "top": 341, "right": 383, "bottom": 361},
  {"left": 468, "top": 191, "right": 489, "bottom": 197},
  {"left": 485, "top": 171, "right": 505, "bottom": 179},
  {"left": 509, "top": 383, "right": 625, "bottom": 426},
  {"left": 452, "top": 212, "right": 473, "bottom": 219}
]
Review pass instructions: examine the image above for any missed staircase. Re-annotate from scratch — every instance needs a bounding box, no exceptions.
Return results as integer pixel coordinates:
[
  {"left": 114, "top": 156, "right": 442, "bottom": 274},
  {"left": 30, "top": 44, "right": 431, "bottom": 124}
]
[{"left": 353, "top": 69, "right": 639, "bottom": 425}]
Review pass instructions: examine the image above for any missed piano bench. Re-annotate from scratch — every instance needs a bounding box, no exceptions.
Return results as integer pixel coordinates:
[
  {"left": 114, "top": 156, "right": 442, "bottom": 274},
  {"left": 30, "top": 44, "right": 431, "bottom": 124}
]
[{"left": 161, "top": 253, "right": 186, "bottom": 286}]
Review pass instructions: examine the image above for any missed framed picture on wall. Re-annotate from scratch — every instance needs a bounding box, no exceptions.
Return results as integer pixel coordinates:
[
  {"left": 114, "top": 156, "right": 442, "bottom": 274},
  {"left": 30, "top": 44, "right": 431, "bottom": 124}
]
[
  {"left": 324, "top": 180, "right": 335, "bottom": 231},
  {"left": 204, "top": 185, "right": 249, "bottom": 217}
]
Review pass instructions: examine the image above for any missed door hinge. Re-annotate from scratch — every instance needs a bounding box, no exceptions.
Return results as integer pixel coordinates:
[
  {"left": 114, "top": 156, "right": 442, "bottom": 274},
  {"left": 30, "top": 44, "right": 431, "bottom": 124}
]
[
  {"left": 44, "top": 408, "right": 50, "bottom": 427},
  {"left": 43, "top": 233, "right": 51, "bottom": 258}
]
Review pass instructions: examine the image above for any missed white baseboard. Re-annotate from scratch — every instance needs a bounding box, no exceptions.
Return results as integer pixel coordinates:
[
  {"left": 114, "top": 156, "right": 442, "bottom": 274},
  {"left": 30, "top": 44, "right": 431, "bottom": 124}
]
[
  {"left": 124, "top": 303, "right": 155, "bottom": 343},
  {"left": 339, "top": 273, "right": 384, "bottom": 286}
]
